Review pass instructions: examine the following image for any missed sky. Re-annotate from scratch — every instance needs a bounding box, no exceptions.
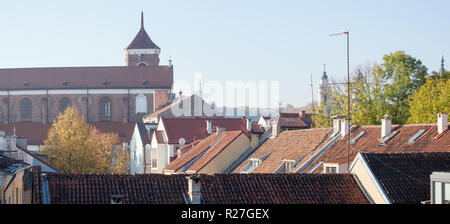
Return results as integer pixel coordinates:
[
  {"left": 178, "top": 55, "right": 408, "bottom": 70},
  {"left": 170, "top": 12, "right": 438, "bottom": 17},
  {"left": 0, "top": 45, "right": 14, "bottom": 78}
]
[{"left": 0, "top": 0, "right": 449, "bottom": 107}]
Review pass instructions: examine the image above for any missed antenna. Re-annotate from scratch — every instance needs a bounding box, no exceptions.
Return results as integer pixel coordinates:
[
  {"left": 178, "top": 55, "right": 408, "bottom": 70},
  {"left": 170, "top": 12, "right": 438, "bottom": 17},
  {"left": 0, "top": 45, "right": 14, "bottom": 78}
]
[{"left": 310, "top": 74, "right": 314, "bottom": 109}]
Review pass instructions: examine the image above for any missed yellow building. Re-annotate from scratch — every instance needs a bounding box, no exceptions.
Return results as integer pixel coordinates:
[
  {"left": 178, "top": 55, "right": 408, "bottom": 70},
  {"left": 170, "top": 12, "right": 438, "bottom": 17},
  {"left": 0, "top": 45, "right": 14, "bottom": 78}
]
[{"left": 0, "top": 155, "right": 32, "bottom": 204}]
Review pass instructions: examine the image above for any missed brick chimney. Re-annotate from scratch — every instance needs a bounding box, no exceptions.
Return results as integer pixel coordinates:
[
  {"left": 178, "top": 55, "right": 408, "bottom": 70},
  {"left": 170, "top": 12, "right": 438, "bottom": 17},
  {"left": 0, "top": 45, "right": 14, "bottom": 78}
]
[
  {"left": 206, "top": 120, "right": 212, "bottom": 134},
  {"left": 215, "top": 126, "right": 226, "bottom": 136},
  {"left": 186, "top": 175, "right": 202, "bottom": 204},
  {"left": 381, "top": 114, "right": 391, "bottom": 138},
  {"left": 271, "top": 120, "right": 280, "bottom": 138},
  {"left": 341, "top": 119, "right": 349, "bottom": 138},
  {"left": 438, "top": 113, "right": 448, "bottom": 134}
]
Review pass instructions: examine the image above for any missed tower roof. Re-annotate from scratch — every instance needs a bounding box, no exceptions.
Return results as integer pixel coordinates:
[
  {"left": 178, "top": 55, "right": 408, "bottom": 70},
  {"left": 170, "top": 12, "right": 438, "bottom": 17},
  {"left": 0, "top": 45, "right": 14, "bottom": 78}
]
[
  {"left": 440, "top": 55, "right": 445, "bottom": 74},
  {"left": 125, "top": 12, "right": 160, "bottom": 50},
  {"left": 321, "top": 64, "right": 328, "bottom": 79}
]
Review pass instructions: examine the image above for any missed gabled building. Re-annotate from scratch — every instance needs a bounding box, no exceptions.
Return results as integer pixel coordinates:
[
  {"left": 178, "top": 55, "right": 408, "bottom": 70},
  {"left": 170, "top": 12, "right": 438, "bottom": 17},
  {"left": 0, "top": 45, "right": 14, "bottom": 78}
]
[
  {"left": 0, "top": 155, "right": 32, "bottom": 204},
  {"left": 293, "top": 113, "right": 450, "bottom": 174},
  {"left": 130, "top": 116, "right": 260, "bottom": 174},
  {"left": 31, "top": 167, "right": 369, "bottom": 204},
  {"left": 350, "top": 152, "right": 450, "bottom": 204},
  {"left": 163, "top": 130, "right": 257, "bottom": 175}
]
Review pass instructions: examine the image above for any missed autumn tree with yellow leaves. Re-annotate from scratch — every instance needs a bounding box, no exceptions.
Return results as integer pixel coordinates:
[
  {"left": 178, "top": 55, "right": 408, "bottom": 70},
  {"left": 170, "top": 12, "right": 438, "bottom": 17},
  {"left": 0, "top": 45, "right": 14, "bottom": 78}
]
[{"left": 42, "top": 107, "right": 129, "bottom": 174}]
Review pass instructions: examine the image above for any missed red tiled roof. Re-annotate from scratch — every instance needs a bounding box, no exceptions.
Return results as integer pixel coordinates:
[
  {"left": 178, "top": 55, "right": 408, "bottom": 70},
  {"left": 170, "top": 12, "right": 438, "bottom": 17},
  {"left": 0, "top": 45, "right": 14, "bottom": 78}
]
[
  {"left": 232, "top": 128, "right": 332, "bottom": 173},
  {"left": 361, "top": 152, "right": 450, "bottom": 204},
  {"left": 32, "top": 171, "right": 369, "bottom": 204},
  {"left": 279, "top": 113, "right": 309, "bottom": 129},
  {"left": 0, "top": 122, "right": 135, "bottom": 145},
  {"left": 161, "top": 117, "right": 250, "bottom": 144},
  {"left": 251, "top": 122, "right": 265, "bottom": 134},
  {"left": 301, "top": 124, "right": 450, "bottom": 173},
  {"left": 0, "top": 66, "right": 172, "bottom": 90},
  {"left": 164, "top": 131, "right": 245, "bottom": 173}
]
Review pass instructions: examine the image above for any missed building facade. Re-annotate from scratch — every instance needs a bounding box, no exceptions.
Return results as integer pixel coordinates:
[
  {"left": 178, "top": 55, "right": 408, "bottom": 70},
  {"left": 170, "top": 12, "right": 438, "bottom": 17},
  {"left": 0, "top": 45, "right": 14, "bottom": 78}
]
[{"left": 0, "top": 12, "right": 173, "bottom": 125}]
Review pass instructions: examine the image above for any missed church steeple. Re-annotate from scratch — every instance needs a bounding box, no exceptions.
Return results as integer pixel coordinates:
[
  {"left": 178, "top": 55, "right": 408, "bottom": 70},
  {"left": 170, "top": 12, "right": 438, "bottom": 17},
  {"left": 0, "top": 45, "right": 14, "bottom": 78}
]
[
  {"left": 440, "top": 55, "right": 445, "bottom": 74},
  {"left": 125, "top": 12, "right": 161, "bottom": 67}
]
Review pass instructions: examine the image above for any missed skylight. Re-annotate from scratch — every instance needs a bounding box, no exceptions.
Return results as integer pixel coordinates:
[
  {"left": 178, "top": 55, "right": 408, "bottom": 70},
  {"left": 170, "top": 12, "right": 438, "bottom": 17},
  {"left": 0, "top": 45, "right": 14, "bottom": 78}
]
[
  {"left": 379, "top": 130, "right": 399, "bottom": 146},
  {"left": 351, "top": 131, "right": 366, "bottom": 144},
  {"left": 408, "top": 129, "right": 426, "bottom": 144}
]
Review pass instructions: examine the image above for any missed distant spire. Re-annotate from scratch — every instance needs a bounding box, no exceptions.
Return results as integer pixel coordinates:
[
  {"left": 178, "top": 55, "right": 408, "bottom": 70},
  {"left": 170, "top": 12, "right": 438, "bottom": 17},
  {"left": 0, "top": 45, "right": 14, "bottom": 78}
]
[
  {"left": 440, "top": 55, "right": 445, "bottom": 74},
  {"left": 141, "top": 11, "right": 144, "bottom": 29},
  {"left": 322, "top": 63, "right": 328, "bottom": 79}
]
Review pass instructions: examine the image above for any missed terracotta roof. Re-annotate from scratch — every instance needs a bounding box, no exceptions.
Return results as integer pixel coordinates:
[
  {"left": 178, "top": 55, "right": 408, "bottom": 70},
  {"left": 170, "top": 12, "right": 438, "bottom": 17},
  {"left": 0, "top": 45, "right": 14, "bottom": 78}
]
[
  {"left": 361, "top": 152, "right": 450, "bottom": 204},
  {"left": 161, "top": 117, "right": 251, "bottom": 144},
  {"left": 136, "top": 123, "right": 151, "bottom": 145},
  {"left": 251, "top": 122, "right": 265, "bottom": 134},
  {"left": 232, "top": 128, "right": 332, "bottom": 173},
  {"left": 0, "top": 66, "right": 172, "bottom": 90},
  {"left": 32, "top": 171, "right": 369, "bottom": 204},
  {"left": 278, "top": 112, "right": 309, "bottom": 129},
  {"left": 300, "top": 124, "right": 450, "bottom": 173},
  {"left": 164, "top": 131, "right": 244, "bottom": 173},
  {"left": 0, "top": 122, "right": 135, "bottom": 145},
  {"left": 154, "top": 131, "right": 166, "bottom": 144}
]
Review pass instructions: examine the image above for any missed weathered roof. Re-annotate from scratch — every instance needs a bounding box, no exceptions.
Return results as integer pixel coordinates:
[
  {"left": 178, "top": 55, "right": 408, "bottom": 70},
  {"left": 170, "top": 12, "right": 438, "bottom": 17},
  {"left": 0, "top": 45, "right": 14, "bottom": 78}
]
[
  {"left": 232, "top": 128, "right": 332, "bottom": 173},
  {"left": 278, "top": 112, "right": 311, "bottom": 129},
  {"left": 0, "top": 122, "right": 135, "bottom": 145},
  {"left": 300, "top": 124, "right": 450, "bottom": 173},
  {"left": 160, "top": 117, "right": 251, "bottom": 144},
  {"left": 0, "top": 154, "right": 29, "bottom": 174},
  {"left": 361, "top": 152, "right": 450, "bottom": 204},
  {"left": 32, "top": 169, "right": 369, "bottom": 204},
  {"left": 164, "top": 131, "right": 244, "bottom": 173},
  {"left": 0, "top": 66, "right": 172, "bottom": 90}
]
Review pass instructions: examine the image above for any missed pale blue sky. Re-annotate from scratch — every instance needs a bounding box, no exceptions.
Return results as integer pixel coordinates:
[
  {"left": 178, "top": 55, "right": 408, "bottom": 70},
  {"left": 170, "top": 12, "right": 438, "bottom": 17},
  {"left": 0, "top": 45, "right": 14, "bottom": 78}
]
[{"left": 0, "top": 0, "right": 449, "bottom": 107}]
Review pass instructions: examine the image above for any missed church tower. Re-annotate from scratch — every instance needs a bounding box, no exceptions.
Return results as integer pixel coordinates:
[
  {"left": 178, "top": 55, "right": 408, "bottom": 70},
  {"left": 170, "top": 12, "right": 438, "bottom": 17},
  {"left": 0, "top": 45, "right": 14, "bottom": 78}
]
[
  {"left": 318, "top": 66, "right": 329, "bottom": 107},
  {"left": 440, "top": 55, "right": 445, "bottom": 74},
  {"left": 125, "top": 12, "right": 161, "bottom": 67}
]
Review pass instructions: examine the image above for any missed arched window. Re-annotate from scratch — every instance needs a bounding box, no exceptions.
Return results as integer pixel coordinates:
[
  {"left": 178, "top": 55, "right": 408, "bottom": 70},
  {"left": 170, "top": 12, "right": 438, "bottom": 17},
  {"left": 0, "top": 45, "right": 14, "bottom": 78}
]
[
  {"left": 59, "top": 98, "right": 70, "bottom": 113},
  {"left": 21, "top": 98, "right": 32, "bottom": 120},
  {"left": 101, "top": 98, "right": 111, "bottom": 120},
  {"left": 137, "top": 62, "right": 147, "bottom": 67},
  {"left": 135, "top": 94, "right": 147, "bottom": 113}
]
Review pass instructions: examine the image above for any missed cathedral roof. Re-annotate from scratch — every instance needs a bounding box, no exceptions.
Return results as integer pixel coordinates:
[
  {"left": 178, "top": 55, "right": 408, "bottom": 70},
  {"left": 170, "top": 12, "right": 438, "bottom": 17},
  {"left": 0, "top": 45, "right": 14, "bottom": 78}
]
[{"left": 125, "top": 12, "right": 160, "bottom": 50}]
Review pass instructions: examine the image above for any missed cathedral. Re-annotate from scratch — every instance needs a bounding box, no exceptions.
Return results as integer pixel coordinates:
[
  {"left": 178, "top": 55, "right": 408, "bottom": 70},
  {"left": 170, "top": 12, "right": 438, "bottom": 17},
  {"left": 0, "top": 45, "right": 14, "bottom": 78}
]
[{"left": 0, "top": 12, "right": 173, "bottom": 124}]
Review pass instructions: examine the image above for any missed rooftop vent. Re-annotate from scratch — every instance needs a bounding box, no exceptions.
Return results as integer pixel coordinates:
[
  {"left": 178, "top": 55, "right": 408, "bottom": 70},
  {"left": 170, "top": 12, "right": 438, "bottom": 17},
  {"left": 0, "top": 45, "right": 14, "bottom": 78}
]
[
  {"left": 102, "top": 80, "right": 108, "bottom": 85},
  {"left": 142, "top": 80, "right": 148, "bottom": 85},
  {"left": 24, "top": 81, "right": 30, "bottom": 86},
  {"left": 62, "top": 81, "right": 68, "bottom": 86}
]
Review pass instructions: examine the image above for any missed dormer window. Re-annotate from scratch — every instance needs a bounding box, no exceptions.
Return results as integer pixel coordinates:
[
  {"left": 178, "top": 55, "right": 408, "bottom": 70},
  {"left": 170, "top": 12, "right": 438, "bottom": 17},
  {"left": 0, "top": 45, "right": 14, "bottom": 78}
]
[
  {"left": 62, "top": 81, "right": 68, "bottom": 86},
  {"left": 102, "top": 80, "right": 108, "bottom": 85},
  {"left": 142, "top": 80, "right": 148, "bottom": 84},
  {"left": 351, "top": 131, "right": 366, "bottom": 144},
  {"left": 379, "top": 130, "right": 399, "bottom": 146},
  {"left": 139, "top": 54, "right": 145, "bottom": 60},
  {"left": 137, "top": 62, "right": 148, "bottom": 67},
  {"left": 24, "top": 81, "right": 30, "bottom": 86},
  {"left": 241, "top": 153, "right": 271, "bottom": 173},
  {"left": 274, "top": 159, "right": 295, "bottom": 173}
]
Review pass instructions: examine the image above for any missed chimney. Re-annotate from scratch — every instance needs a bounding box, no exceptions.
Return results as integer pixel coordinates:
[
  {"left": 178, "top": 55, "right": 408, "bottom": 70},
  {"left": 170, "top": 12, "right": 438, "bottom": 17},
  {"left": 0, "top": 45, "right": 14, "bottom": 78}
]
[
  {"left": 299, "top": 110, "right": 306, "bottom": 118},
  {"left": 186, "top": 175, "right": 202, "bottom": 204},
  {"left": 206, "top": 120, "right": 212, "bottom": 134},
  {"left": 271, "top": 120, "right": 280, "bottom": 138},
  {"left": 215, "top": 126, "right": 225, "bottom": 135},
  {"left": 381, "top": 114, "right": 391, "bottom": 138},
  {"left": 438, "top": 113, "right": 448, "bottom": 134},
  {"left": 332, "top": 116, "right": 342, "bottom": 135},
  {"left": 340, "top": 119, "right": 349, "bottom": 137},
  {"left": 246, "top": 118, "right": 252, "bottom": 132},
  {"left": 179, "top": 91, "right": 183, "bottom": 99}
]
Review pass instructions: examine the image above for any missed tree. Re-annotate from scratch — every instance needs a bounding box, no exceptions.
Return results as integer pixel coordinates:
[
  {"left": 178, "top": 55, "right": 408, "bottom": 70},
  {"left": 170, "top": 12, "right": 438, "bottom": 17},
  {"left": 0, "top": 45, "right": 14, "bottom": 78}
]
[
  {"left": 42, "top": 107, "right": 129, "bottom": 174},
  {"left": 372, "top": 51, "right": 428, "bottom": 124},
  {"left": 408, "top": 73, "right": 449, "bottom": 123}
]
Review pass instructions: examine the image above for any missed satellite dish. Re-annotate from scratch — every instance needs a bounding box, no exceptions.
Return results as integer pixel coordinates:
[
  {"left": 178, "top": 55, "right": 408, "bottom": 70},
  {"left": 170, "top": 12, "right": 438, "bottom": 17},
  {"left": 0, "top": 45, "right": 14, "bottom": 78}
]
[{"left": 178, "top": 138, "right": 186, "bottom": 146}]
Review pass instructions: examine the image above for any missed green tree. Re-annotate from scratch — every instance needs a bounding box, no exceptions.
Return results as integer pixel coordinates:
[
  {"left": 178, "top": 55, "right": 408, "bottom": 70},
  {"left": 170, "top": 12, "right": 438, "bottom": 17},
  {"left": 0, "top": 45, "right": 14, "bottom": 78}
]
[
  {"left": 408, "top": 73, "right": 449, "bottom": 123},
  {"left": 372, "top": 51, "right": 428, "bottom": 124}
]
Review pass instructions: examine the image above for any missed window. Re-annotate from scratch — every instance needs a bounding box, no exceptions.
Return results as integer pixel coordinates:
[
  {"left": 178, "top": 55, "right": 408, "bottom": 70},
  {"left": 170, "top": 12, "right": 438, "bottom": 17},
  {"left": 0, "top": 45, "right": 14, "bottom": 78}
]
[
  {"left": 59, "top": 98, "right": 70, "bottom": 113},
  {"left": 21, "top": 98, "right": 32, "bottom": 120},
  {"left": 101, "top": 98, "right": 111, "bottom": 120},
  {"left": 151, "top": 147, "right": 157, "bottom": 169},
  {"left": 139, "top": 54, "right": 145, "bottom": 60},
  {"left": 324, "top": 166, "right": 338, "bottom": 174},
  {"left": 408, "top": 129, "right": 426, "bottom": 144},
  {"left": 137, "top": 62, "right": 147, "bottom": 67}
]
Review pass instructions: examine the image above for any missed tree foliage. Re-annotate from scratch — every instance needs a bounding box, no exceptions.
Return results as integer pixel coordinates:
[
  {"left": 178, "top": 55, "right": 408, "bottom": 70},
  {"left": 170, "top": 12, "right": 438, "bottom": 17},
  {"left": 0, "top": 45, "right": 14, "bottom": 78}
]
[
  {"left": 42, "top": 107, "right": 129, "bottom": 174},
  {"left": 312, "top": 51, "right": 429, "bottom": 128},
  {"left": 408, "top": 73, "right": 449, "bottom": 123}
]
